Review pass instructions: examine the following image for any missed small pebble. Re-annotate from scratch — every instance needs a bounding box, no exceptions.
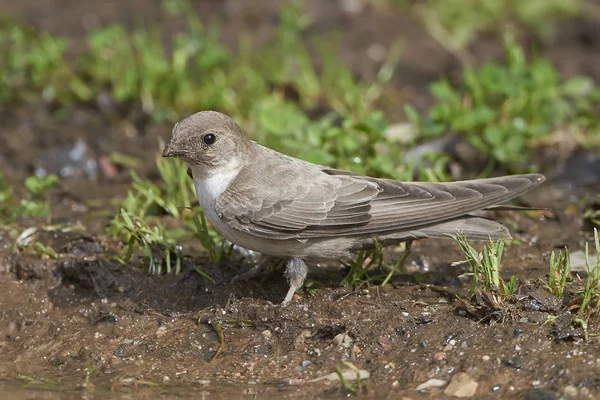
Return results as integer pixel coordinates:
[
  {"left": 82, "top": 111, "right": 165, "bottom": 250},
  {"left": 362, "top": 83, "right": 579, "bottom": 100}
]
[
  {"left": 340, "top": 0, "right": 365, "bottom": 15},
  {"left": 309, "top": 348, "right": 321, "bottom": 357},
  {"left": 155, "top": 326, "right": 167, "bottom": 338},
  {"left": 415, "top": 378, "right": 447, "bottom": 391},
  {"left": 332, "top": 333, "right": 353, "bottom": 348},
  {"left": 562, "top": 385, "right": 578, "bottom": 398},
  {"left": 444, "top": 372, "right": 479, "bottom": 398},
  {"left": 526, "top": 388, "right": 556, "bottom": 400}
]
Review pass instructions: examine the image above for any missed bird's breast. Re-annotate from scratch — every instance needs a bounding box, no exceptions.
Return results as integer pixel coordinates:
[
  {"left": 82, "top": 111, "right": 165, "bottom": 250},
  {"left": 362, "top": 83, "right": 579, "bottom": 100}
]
[{"left": 191, "top": 166, "right": 239, "bottom": 221}]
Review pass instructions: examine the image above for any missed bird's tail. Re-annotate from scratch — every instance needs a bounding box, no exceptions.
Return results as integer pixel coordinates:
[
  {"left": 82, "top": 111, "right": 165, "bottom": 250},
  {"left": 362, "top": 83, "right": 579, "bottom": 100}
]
[{"left": 408, "top": 216, "right": 511, "bottom": 240}]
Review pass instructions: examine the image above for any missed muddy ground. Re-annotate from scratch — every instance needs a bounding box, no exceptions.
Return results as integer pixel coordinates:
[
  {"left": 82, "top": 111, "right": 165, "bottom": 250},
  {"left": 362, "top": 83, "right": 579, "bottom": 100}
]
[{"left": 1, "top": 1, "right": 600, "bottom": 399}]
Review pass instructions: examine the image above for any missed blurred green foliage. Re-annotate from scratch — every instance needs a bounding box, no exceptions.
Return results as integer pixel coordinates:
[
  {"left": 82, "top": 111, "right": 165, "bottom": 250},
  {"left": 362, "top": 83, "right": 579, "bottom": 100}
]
[
  {"left": 0, "top": 19, "right": 91, "bottom": 103},
  {"left": 387, "top": 0, "right": 581, "bottom": 53},
  {"left": 1, "top": 1, "right": 598, "bottom": 176},
  {"left": 405, "top": 36, "right": 600, "bottom": 171},
  {"left": 0, "top": 174, "right": 59, "bottom": 224}
]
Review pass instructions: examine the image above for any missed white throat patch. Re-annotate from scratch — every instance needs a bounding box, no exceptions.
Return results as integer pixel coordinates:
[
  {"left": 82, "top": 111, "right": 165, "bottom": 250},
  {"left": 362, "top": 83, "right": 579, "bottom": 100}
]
[{"left": 191, "top": 160, "right": 241, "bottom": 221}]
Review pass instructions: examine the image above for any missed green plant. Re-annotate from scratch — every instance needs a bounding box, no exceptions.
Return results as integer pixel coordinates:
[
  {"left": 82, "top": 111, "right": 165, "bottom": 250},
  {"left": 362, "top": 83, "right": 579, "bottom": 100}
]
[
  {"left": 117, "top": 209, "right": 182, "bottom": 275},
  {"left": 108, "top": 151, "right": 193, "bottom": 238},
  {"left": 381, "top": 241, "right": 413, "bottom": 286},
  {"left": 0, "top": 173, "right": 14, "bottom": 221},
  {"left": 548, "top": 248, "right": 570, "bottom": 299},
  {"left": 107, "top": 148, "right": 230, "bottom": 273},
  {"left": 335, "top": 361, "right": 364, "bottom": 394},
  {"left": 407, "top": 36, "right": 600, "bottom": 172},
  {"left": 579, "top": 228, "right": 600, "bottom": 315},
  {"left": 189, "top": 209, "right": 234, "bottom": 265},
  {"left": 0, "top": 174, "right": 59, "bottom": 224},
  {"left": 453, "top": 233, "right": 517, "bottom": 298},
  {"left": 341, "top": 243, "right": 384, "bottom": 287},
  {"left": 340, "top": 240, "right": 412, "bottom": 287},
  {"left": 387, "top": 0, "right": 581, "bottom": 61},
  {"left": 0, "top": 19, "right": 91, "bottom": 104}
]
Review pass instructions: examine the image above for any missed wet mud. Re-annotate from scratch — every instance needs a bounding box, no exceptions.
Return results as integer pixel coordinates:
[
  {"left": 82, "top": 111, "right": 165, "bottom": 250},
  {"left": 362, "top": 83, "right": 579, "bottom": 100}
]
[{"left": 1, "top": 1, "right": 600, "bottom": 398}]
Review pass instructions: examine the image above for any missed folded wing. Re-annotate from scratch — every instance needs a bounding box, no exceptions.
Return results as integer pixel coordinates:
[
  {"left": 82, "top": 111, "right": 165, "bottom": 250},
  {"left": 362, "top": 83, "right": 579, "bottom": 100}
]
[{"left": 215, "top": 148, "right": 544, "bottom": 240}]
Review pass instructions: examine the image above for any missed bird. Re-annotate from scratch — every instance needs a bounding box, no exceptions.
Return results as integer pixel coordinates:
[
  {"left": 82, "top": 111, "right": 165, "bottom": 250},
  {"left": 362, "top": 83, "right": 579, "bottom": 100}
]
[{"left": 162, "top": 110, "right": 545, "bottom": 305}]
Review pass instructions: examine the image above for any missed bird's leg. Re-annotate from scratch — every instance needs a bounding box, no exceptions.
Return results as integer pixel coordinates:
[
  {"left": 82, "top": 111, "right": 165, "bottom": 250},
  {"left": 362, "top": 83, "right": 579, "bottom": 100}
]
[
  {"left": 282, "top": 258, "right": 308, "bottom": 306},
  {"left": 231, "top": 254, "right": 277, "bottom": 284}
]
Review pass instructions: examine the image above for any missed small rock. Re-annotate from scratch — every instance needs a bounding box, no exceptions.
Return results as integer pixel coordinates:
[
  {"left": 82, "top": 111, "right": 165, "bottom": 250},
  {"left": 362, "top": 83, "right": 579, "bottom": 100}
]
[
  {"left": 415, "top": 378, "right": 447, "bottom": 391},
  {"left": 309, "top": 369, "right": 369, "bottom": 383},
  {"left": 482, "top": 355, "right": 490, "bottom": 361},
  {"left": 155, "top": 326, "right": 167, "bottom": 338},
  {"left": 333, "top": 332, "right": 353, "bottom": 348},
  {"left": 434, "top": 352, "right": 447, "bottom": 361},
  {"left": 293, "top": 329, "right": 313, "bottom": 347},
  {"left": 569, "top": 250, "right": 598, "bottom": 272},
  {"left": 308, "top": 348, "right": 321, "bottom": 357},
  {"left": 340, "top": 0, "right": 365, "bottom": 15},
  {"left": 7, "top": 321, "right": 19, "bottom": 334},
  {"left": 526, "top": 388, "right": 556, "bottom": 400},
  {"left": 506, "top": 357, "right": 523, "bottom": 369},
  {"left": 301, "top": 360, "right": 312, "bottom": 367},
  {"left": 377, "top": 335, "right": 392, "bottom": 351},
  {"left": 262, "top": 330, "right": 272, "bottom": 340},
  {"left": 562, "top": 385, "right": 578, "bottom": 398},
  {"left": 443, "top": 373, "right": 479, "bottom": 398}
]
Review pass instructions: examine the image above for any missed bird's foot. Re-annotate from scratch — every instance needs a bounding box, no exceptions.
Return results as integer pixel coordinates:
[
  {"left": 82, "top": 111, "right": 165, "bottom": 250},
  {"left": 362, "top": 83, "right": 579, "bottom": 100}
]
[{"left": 281, "top": 258, "right": 308, "bottom": 306}]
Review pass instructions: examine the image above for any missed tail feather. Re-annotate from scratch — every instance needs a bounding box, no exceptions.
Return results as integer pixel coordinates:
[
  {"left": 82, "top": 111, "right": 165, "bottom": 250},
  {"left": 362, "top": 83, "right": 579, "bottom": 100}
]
[{"left": 412, "top": 216, "right": 511, "bottom": 240}]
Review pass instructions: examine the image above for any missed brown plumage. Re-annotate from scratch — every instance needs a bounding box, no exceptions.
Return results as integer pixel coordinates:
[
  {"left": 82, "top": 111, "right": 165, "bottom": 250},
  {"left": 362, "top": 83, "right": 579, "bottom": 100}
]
[{"left": 163, "top": 111, "right": 545, "bottom": 305}]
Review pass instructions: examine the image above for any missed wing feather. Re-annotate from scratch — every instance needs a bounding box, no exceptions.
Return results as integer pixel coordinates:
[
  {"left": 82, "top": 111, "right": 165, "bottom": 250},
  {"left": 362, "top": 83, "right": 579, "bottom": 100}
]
[{"left": 215, "top": 145, "right": 544, "bottom": 240}]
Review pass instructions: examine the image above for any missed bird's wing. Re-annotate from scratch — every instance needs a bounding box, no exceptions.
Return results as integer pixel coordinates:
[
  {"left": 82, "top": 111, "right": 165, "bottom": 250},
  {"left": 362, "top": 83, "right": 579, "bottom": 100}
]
[
  {"left": 296, "top": 169, "right": 544, "bottom": 237},
  {"left": 215, "top": 148, "right": 544, "bottom": 240},
  {"left": 215, "top": 150, "right": 381, "bottom": 239}
]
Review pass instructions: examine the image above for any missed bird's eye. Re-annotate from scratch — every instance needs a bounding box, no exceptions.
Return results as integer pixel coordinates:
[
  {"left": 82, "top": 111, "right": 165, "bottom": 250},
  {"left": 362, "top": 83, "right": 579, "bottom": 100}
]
[{"left": 203, "top": 133, "right": 216, "bottom": 145}]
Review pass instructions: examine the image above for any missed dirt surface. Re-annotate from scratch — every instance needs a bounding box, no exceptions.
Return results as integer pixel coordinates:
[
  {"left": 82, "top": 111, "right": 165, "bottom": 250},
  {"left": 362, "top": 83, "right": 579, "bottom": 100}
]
[{"left": 1, "top": 1, "right": 600, "bottom": 399}]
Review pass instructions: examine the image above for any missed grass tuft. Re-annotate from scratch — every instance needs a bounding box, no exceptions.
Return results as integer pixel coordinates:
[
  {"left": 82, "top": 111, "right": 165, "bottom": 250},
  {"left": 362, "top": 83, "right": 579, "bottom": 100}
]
[
  {"left": 548, "top": 248, "right": 570, "bottom": 299},
  {"left": 452, "top": 233, "right": 516, "bottom": 298},
  {"left": 579, "top": 228, "right": 600, "bottom": 315}
]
